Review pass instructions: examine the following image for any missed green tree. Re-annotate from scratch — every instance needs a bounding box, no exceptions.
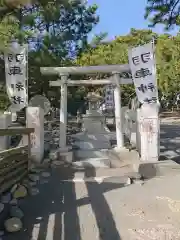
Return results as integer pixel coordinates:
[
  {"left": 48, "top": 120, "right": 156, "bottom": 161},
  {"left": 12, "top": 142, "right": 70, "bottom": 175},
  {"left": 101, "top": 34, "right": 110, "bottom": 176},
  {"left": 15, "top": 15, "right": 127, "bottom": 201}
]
[
  {"left": 90, "top": 32, "right": 108, "bottom": 47},
  {"left": 0, "top": 0, "right": 99, "bottom": 111},
  {"left": 0, "top": 0, "right": 38, "bottom": 48},
  {"left": 76, "top": 29, "right": 156, "bottom": 105},
  {"left": 25, "top": 0, "right": 98, "bottom": 109},
  {"left": 145, "top": 0, "right": 180, "bottom": 29},
  {"left": 77, "top": 29, "right": 180, "bottom": 104}
]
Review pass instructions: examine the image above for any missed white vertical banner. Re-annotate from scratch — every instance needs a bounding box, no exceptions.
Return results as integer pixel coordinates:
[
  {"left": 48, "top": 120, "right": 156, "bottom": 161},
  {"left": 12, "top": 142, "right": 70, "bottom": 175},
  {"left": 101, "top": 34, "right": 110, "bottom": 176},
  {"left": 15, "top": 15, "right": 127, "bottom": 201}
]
[
  {"left": 128, "top": 42, "right": 158, "bottom": 104},
  {"left": 105, "top": 85, "right": 114, "bottom": 109},
  {"left": 4, "top": 43, "right": 28, "bottom": 111}
]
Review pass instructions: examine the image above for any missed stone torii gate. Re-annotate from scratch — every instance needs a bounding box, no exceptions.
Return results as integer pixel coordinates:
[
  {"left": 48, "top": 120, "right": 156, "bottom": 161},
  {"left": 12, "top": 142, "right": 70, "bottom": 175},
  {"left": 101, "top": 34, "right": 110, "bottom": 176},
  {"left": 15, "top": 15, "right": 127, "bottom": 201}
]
[{"left": 40, "top": 65, "right": 132, "bottom": 154}]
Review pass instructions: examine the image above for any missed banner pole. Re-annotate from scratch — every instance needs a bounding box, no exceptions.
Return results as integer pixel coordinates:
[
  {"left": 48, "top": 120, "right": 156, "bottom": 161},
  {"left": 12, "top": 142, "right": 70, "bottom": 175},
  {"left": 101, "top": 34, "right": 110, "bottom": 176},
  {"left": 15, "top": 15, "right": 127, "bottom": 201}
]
[{"left": 26, "top": 44, "right": 28, "bottom": 104}]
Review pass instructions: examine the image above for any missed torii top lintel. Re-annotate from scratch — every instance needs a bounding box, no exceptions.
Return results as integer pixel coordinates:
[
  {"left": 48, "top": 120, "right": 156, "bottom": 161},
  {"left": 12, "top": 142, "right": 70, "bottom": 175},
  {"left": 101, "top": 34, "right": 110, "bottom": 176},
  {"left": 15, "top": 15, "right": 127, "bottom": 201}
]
[{"left": 40, "top": 64, "right": 130, "bottom": 75}]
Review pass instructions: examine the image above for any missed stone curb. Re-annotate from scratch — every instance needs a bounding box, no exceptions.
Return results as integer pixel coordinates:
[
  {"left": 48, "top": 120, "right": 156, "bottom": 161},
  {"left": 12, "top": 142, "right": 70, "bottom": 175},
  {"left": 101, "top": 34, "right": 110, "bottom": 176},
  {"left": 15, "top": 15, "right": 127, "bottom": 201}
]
[
  {"left": 105, "top": 148, "right": 140, "bottom": 170},
  {"left": 138, "top": 160, "right": 180, "bottom": 179},
  {"left": 105, "top": 149, "right": 180, "bottom": 180}
]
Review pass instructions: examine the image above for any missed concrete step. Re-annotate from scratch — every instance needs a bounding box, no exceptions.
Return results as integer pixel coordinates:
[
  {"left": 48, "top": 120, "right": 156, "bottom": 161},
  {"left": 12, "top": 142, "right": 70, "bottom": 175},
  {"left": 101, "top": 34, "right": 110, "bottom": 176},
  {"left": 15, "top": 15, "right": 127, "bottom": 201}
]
[
  {"left": 74, "top": 141, "right": 111, "bottom": 150},
  {"left": 62, "top": 175, "right": 132, "bottom": 185},
  {"left": 73, "top": 166, "right": 141, "bottom": 179},
  {"left": 74, "top": 149, "right": 109, "bottom": 160},
  {"left": 138, "top": 160, "right": 180, "bottom": 179},
  {"left": 73, "top": 133, "right": 112, "bottom": 149},
  {"left": 74, "top": 137, "right": 111, "bottom": 149},
  {"left": 74, "top": 133, "right": 111, "bottom": 141},
  {"left": 72, "top": 157, "right": 111, "bottom": 169},
  {"left": 105, "top": 148, "right": 140, "bottom": 169}
]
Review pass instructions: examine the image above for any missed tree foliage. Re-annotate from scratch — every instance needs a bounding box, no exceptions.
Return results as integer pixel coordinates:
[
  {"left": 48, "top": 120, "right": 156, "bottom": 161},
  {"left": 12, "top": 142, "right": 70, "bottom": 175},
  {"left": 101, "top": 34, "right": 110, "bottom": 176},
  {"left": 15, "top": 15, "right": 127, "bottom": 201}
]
[
  {"left": 145, "top": 0, "right": 180, "bottom": 29},
  {"left": 0, "top": 0, "right": 99, "bottom": 112},
  {"left": 77, "top": 29, "right": 180, "bottom": 105},
  {"left": 1, "top": 0, "right": 180, "bottom": 113}
]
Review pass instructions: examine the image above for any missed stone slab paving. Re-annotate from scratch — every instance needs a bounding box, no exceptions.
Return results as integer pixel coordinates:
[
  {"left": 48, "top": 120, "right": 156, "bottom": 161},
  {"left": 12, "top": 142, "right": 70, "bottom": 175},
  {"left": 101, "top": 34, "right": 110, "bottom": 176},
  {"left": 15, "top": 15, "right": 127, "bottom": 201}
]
[
  {"left": 161, "top": 117, "right": 180, "bottom": 124},
  {"left": 2, "top": 165, "right": 180, "bottom": 240},
  {"left": 160, "top": 124, "right": 180, "bottom": 162},
  {"left": 104, "top": 174, "right": 180, "bottom": 239}
]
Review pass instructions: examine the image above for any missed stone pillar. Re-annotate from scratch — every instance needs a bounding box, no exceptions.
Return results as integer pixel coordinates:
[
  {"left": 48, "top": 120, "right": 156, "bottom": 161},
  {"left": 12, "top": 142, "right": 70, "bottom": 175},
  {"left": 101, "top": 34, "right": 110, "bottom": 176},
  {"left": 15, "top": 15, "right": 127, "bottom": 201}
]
[
  {"left": 58, "top": 75, "right": 73, "bottom": 163},
  {"left": 26, "top": 107, "right": 44, "bottom": 163},
  {"left": 59, "top": 74, "right": 68, "bottom": 149},
  {"left": 113, "top": 73, "right": 124, "bottom": 148},
  {"left": 138, "top": 103, "right": 159, "bottom": 162},
  {"left": 0, "top": 113, "right": 12, "bottom": 150}
]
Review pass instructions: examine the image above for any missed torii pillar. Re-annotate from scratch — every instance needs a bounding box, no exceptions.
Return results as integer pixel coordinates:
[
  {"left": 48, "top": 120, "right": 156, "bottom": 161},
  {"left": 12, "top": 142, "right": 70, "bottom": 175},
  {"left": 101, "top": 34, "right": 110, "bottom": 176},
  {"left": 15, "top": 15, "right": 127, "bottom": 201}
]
[
  {"left": 113, "top": 72, "right": 124, "bottom": 148},
  {"left": 59, "top": 74, "right": 68, "bottom": 149},
  {"left": 58, "top": 73, "right": 124, "bottom": 150},
  {"left": 40, "top": 64, "right": 132, "bottom": 153}
]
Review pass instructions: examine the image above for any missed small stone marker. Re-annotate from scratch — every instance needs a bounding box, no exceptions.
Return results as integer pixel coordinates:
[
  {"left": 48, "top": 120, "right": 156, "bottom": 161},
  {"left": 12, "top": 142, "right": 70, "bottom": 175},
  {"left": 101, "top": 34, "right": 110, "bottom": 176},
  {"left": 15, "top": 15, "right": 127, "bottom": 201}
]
[{"left": 26, "top": 106, "right": 44, "bottom": 163}]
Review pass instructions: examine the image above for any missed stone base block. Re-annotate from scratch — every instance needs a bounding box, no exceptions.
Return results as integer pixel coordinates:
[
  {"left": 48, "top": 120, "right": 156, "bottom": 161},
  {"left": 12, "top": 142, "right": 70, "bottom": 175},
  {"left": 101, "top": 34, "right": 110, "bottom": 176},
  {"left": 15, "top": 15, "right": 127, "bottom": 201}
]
[
  {"left": 106, "top": 147, "right": 140, "bottom": 170},
  {"left": 74, "top": 149, "right": 108, "bottom": 160},
  {"left": 138, "top": 160, "right": 180, "bottom": 179},
  {"left": 72, "top": 157, "right": 111, "bottom": 169}
]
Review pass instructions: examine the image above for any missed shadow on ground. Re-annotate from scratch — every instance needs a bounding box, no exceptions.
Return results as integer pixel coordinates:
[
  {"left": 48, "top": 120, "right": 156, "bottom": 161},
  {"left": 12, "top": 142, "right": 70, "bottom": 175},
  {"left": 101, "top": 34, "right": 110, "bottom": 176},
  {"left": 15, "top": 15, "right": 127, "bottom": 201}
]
[
  {"left": 84, "top": 167, "right": 122, "bottom": 240},
  {"left": 160, "top": 124, "right": 180, "bottom": 163},
  {"left": 3, "top": 166, "right": 124, "bottom": 240}
]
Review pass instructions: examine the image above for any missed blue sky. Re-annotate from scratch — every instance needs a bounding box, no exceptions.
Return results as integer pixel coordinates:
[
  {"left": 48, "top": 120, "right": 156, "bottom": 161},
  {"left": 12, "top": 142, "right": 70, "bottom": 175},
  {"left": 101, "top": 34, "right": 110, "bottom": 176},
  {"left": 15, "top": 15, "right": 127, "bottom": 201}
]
[{"left": 88, "top": 0, "right": 179, "bottom": 41}]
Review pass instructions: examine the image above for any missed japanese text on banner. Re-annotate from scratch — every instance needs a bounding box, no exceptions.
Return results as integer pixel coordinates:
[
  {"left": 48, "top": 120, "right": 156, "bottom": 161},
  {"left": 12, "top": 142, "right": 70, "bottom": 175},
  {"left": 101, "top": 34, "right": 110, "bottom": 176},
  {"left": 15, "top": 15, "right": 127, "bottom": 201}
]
[
  {"left": 128, "top": 42, "right": 158, "bottom": 104},
  {"left": 105, "top": 85, "right": 114, "bottom": 109},
  {"left": 4, "top": 44, "right": 28, "bottom": 111}
]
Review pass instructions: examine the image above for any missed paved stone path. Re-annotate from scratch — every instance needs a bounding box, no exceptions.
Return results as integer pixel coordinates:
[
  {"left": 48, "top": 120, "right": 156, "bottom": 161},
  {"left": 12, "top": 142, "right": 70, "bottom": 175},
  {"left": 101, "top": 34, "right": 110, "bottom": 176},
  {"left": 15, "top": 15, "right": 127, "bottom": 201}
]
[
  {"left": 160, "top": 124, "right": 180, "bottom": 162},
  {"left": 3, "top": 164, "right": 180, "bottom": 240}
]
